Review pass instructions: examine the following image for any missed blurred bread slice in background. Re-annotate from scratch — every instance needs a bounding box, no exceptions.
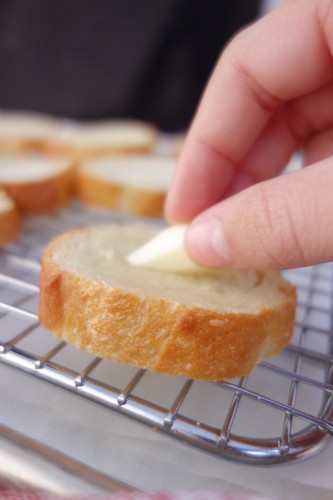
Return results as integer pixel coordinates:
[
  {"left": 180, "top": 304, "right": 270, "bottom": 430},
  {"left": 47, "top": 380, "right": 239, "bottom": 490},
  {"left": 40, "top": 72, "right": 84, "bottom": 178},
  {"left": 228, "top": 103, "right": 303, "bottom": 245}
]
[
  {"left": 0, "top": 111, "right": 60, "bottom": 153},
  {"left": 0, "top": 189, "right": 21, "bottom": 245},
  {"left": 0, "top": 155, "right": 75, "bottom": 214},
  {"left": 77, "top": 154, "right": 175, "bottom": 217},
  {"left": 47, "top": 119, "right": 158, "bottom": 159}
]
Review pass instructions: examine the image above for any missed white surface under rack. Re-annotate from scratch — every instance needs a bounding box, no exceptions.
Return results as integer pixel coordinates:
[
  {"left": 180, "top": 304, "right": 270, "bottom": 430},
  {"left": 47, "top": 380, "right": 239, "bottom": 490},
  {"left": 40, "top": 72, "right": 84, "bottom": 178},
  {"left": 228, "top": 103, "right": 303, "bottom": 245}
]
[{"left": 0, "top": 202, "right": 333, "bottom": 494}]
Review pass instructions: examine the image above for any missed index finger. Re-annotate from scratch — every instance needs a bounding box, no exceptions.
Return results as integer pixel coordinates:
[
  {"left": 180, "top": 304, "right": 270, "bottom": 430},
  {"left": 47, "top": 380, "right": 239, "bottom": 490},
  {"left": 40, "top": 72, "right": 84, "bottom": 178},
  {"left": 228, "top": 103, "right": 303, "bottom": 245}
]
[{"left": 165, "top": 0, "right": 333, "bottom": 223}]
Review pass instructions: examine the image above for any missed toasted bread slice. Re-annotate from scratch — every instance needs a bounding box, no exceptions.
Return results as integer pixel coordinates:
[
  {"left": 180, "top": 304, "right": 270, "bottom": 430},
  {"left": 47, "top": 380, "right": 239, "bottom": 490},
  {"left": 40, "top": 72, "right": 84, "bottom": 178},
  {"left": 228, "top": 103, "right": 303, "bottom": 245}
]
[
  {"left": 0, "top": 190, "right": 21, "bottom": 245},
  {"left": 0, "top": 155, "right": 75, "bottom": 214},
  {"left": 39, "top": 224, "right": 296, "bottom": 381},
  {"left": 47, "top": 120, "right": 157, "bottom": 158},
  {"left": 77, "top": 155, "right": 175, "bottom": 217},
  {"left": 0, "top": 111, "right": 59, "bottom": 153}
]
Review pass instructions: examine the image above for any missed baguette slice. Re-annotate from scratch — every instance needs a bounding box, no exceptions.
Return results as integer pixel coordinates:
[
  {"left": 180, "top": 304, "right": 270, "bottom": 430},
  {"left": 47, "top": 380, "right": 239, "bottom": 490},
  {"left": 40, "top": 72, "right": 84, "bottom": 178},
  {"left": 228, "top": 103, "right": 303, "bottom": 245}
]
[
  {"left": 78, "top": 155, "right": 175, "bottom": 217},
  {"left": 0, "top": 111, "right": 59, "bottom": 153},
  {"left": 0, "top": 190, "right": 21, "bottom": 245},
  {"left": 0, "top": 155, "right": 75, "bottom": 214},
  {"left": 39, "top": 224, "right": 296, "bottom": 381},
  {"left": 47, "top": 120, "right": 157, "bottom": 158}
]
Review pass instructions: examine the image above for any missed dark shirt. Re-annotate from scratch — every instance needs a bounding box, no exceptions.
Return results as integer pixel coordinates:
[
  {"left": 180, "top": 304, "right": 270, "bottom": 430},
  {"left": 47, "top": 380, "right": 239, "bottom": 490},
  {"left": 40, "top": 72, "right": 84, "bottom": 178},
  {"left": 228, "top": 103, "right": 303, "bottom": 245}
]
[{"left": 0, "top": 0, "right": 259, "bottom": 131}]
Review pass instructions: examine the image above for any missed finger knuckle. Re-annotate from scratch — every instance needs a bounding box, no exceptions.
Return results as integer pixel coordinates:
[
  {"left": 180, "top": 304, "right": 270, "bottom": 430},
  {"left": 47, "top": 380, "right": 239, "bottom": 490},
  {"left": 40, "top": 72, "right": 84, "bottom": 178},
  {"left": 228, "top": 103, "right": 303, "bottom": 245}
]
[{"left": 247, "top": 184, "right": 305, "bottom": 268}]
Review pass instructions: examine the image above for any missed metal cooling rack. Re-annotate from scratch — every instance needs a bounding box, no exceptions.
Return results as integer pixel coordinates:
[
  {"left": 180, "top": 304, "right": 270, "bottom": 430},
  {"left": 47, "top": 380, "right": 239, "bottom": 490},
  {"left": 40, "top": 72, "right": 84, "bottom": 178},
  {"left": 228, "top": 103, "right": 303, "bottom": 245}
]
[{"left": 0, "top": 202, "right": 333, "bottom": 466}]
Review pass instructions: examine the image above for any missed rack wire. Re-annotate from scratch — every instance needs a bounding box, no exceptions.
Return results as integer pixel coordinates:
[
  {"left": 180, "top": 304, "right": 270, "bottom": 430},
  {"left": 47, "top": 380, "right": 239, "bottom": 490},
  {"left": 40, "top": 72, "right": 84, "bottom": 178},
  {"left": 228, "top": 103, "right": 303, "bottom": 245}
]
[{"left": 0, "top": 202, "right": 333, "bottom": 465}]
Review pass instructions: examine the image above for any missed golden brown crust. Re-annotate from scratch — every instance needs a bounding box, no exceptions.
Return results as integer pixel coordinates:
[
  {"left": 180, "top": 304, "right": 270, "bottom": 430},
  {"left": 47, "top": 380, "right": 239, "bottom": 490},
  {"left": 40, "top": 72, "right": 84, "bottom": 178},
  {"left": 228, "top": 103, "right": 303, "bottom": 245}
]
[
  {"left": 38, "top": 228, "right": 296, "bottom": 381},
  {"left": 77, "top": 170, "right": 166, "bottom": 217},
  {"left": 0, "top": 167, "right": 75, "bottom": 215},
  {"left": 0, "top": 203, "right": 21, "bottom": 246}
]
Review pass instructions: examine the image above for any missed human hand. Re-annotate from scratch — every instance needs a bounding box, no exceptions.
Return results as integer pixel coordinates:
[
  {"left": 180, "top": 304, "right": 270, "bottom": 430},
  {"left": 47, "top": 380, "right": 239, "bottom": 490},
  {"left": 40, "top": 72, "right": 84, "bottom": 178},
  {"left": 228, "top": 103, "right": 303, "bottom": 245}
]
[{"left": 165, "top": 0, "right": 333, "bottom": 270}]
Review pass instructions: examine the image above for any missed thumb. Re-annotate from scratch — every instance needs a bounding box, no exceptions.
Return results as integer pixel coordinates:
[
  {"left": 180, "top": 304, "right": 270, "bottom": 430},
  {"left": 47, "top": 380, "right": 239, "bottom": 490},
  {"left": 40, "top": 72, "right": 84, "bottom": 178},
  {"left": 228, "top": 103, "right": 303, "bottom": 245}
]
[{"left": 185, "top": 157, "right": 333, "bottom": 270}]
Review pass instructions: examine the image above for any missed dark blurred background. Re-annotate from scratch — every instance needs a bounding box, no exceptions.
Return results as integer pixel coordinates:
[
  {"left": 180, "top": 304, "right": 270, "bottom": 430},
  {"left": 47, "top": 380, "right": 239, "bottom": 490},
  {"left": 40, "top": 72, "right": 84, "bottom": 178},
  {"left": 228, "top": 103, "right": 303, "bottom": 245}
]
[{"left": 0, "top": 0, "right": 260, "bottom": 131}]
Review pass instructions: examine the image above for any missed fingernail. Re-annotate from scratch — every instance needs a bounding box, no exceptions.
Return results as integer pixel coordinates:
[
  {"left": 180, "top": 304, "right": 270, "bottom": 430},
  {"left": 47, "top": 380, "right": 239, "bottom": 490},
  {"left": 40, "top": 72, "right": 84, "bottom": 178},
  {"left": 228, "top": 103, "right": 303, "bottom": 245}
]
[{"left": 187, "top": 217, "right": 230, "bottom": 267}]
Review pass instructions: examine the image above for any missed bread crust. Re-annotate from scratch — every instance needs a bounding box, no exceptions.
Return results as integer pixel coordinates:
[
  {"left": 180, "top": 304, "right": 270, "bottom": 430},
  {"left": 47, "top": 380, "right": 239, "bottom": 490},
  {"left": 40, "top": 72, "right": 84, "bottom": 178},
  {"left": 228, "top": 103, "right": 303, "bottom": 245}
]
[
  {"left": 0, "top": 202, "right": 21, "bottom": 246},
  {"left": 77, "top": 171, "right": 166, "bottom": 217},
  {"left": 39, "top": 228, "right": 296, "bottom": 381}
]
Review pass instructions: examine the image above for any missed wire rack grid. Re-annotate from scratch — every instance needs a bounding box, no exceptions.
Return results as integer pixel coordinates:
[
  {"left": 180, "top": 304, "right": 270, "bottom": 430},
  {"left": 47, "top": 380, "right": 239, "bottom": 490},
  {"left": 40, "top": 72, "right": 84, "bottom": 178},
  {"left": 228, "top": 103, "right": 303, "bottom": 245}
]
[{"left": 0, "top": 202, "right": 333, "bottom": 466}]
